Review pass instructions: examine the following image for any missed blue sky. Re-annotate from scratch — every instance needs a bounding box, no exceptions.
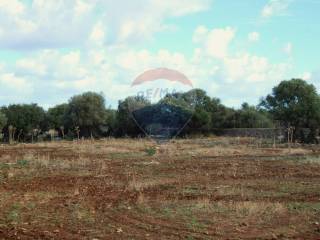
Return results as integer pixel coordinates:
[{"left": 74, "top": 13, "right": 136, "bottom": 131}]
[{"left": 0, "top": 0, "right": 319, "bottom": 109}]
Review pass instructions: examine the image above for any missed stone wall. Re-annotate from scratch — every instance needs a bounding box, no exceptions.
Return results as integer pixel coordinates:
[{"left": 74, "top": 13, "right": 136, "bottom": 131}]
[{"left": 218, "top": 128, "right": 286, "bottom": 139}]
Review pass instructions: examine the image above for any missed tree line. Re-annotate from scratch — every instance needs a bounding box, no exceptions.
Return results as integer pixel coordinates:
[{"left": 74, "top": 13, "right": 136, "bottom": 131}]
[{"left": 0, "top": 78, "right": 319, "bottom": 143}]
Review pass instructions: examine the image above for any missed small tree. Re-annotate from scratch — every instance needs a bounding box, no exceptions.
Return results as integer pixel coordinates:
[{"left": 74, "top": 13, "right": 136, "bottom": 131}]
[
  {"left": 60, "top": 126, "right": 65, "bottom": 139},
  {"left": 0, "top": 112, "right": 7, "bottom": 141},
  {"left": 116, "top": 96, "right": 150, "bottom": 137},
  {"left": 8, "top": 125, "right": 14, "bottom": 144},
  {"left": 48, "top": 129, "right": 56, "bottom": 142},
  {"left": 17, "top": 129, "right": 23, "bottom": 142},
  {"left": 64, "top": 92, "right": 108, "bottom": 138},
  {"left": 1, "top": 104, "right": 46, "bottom": 142},
  {"left": 74, "top": 126, "right": 80, "bottom": 140},
  {"left": 31, "top": 128, "right": 40, "bottom": 143},
  {"left": 47, "top": 104, "right": 68, "bottom": 136},
  {"left": 260, "top": 79, "right": 320, "bottom": 143}
]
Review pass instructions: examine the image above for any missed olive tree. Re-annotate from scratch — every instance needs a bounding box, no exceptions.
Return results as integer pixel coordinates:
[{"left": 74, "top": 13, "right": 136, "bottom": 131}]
[
  {"left": 64, "top": 92, "right": 109, "bottom": 138},
  {"left": 260, "top": 79, "right": 320, "bottom": 143}
]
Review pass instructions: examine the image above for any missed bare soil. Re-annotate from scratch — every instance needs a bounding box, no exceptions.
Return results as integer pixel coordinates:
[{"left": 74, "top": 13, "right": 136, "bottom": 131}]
[{"left": 0, "top": 138, "right": 319, "bottom": 239}]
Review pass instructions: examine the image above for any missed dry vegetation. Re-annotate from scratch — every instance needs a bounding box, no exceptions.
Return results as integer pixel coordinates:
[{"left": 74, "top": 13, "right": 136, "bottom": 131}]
[{"left": 0, "top": 137, "right": 320, "bottom": 239}]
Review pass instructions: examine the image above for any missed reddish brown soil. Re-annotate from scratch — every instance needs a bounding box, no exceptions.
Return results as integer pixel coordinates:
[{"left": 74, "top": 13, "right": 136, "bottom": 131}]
[{"left": 0, "top": 139, "right": 319, "bottom": 239}]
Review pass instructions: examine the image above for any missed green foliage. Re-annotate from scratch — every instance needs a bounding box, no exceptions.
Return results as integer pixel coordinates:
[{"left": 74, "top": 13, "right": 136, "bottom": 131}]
[
  {"left": 104, "top": 109, "right": 117, "bottom": 135},
  {"left": 64, "top": 92, "right": 110, "bottom": 137},
  {"left": 209, "top": 98, "right": 232, "bottom": 129},
  {"left": 16, "top": 159, "right": 29, "bottom": 167},
  {"left": 230, "top": 103, "right": 274, "bottom": 128},
  {"left": 144, "top": 147, "right": 156, "bottom": 156},
  {"left": 0, "top": 79, "right": 319, "bottom": 142},
  {"left": 0, "top": 111, "right": 7, "bottom": 133},
  {"left": 133, "top": 103, "right": 193, "bottom": 138},
  {"left": 47, "top": 103, "right": 68, "bottom": 129},
  {"left": 1, "top": 104, "right": 46, "bottom": 141},
  {"left": 261, "top": 79, "right": 320, "bottom": 126},
  {"left": 6, "top": 204, "right": 21, "bottom": 223},
  {"left": 162, "top": 89, "right": 213, "bottom": 135},
  {"left": 116, "top": 96, "right": 150, "bottom": 137},
  {"left": 260, "top": 79, "right": 320, "bottom": 142}
]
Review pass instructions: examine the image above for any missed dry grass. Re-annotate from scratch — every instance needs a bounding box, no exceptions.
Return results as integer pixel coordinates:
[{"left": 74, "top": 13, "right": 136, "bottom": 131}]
[{"left": 0, "top": 137, "right": 319, "bottom": 239}]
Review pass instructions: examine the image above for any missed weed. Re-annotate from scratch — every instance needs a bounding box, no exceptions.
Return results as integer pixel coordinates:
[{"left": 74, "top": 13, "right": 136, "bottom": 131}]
[
  {"left": 70, "top": 203, "right": 95, "bottom": 224},
  {"left": 187, "top": 216, "right": 206, "bottom": 231},
  {"left": 6, "top": 203, "right": 22, "bottom": 224},
  {"left": 186, "top": 236, "right": 195, "bottom": 240},
  {"left": 0, "top": 163, "right": 10, "bottom": 170},
  {"left": 144, "top": 147, "right": 156, "bottom": 156},
  {"left": 287, "top": 202, "right": 320, "bottom": 213},
  {"left": 16, "top": 159, "right": 29, "bottom": 167},
  {"left": 162, "top": 207, "right": 173, "bottom": 218}
]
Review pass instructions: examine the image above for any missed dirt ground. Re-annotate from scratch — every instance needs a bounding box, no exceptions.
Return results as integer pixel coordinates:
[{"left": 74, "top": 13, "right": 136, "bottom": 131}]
[{"left": 0, "top": 137, "right": 319, "bottom": 239}]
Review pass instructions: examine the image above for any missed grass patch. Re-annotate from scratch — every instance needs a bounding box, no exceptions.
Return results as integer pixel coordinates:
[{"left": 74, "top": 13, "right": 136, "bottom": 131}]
[
  {"left": 0, "top": 163, "right": 10, "bottom": 170},
  {"left": 287, "top": 202, "right": 320, "bottom": 213},
  {"left": 144, "top": 147, "right": 156, "bottom": 156},
  {"left": 5, "top": 203, "right": 22, "bottom": 224},
  {"left": 16, "top": 159, "right": 29, "bottom": 167},
  {"left": 70, "top": 203, "right": 95, "bottom": 225}
]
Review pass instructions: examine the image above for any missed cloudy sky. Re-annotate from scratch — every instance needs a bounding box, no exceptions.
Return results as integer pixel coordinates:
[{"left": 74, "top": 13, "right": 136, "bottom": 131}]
[{"left": 0, "top": 0, "right": 319, "bottom": 109}]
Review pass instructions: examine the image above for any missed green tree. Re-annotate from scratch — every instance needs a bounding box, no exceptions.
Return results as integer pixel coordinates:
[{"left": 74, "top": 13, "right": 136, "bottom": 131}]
[
  {"left": 0, "top": 111, "right": 8, "bottom": 131},
  {"left": 116, "top": 96, "right": 150, "bottom": 137},
  {"left": 64, "top": 92, "right": 109, "bottom": 138},
  {"left": 105, "top": 109, "right": 117, "bottom": 136},
  {"left": 1, "top": 104, "right": 46, "bottom": 141},
  {"left": 161, "top": 89, "right": 212, "bottom": 135},
  {"left": 237, "top": 103, "right": 273, "bottom": 128},
  {"left": 46, "top": 103, "right": 68, "bottom": 138},
  {"left": 0, "top": 111, "right": 7, "bottom": 134},
  {"left": 260, "top": 79, "right": 320, "bottom": 142},
  {"left": 208, "top": 98, "right": 233, "bottom": 129},
  {"left": 47, "top": 104, "right": 68, "bottom": 130}
]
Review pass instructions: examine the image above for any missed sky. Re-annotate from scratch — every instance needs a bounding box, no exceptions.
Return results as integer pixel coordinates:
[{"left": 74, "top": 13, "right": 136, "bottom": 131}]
[{"left": 0, "top": 0, "right": 319, "bottom": 109}]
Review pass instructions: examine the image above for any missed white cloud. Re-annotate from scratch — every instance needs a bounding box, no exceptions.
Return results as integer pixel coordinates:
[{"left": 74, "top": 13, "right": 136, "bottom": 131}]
[
  {"left": 283, "top": 42, "right": 293, "bottom": 55},
  {"left": 16, "top": 59, "right": 47, "bottom": 76},
  {"left": 206, "top": 27, "right": 235, "bottom": 59},
  {"left": 0, "top": 0, "right": 96, "bottom": 49},
  {"left": 248, "top": 32, "right": 260, "bottom": 42},
  {"left": 0, "top": 0, "right": 212, "bottom": 49},
  {"left": 301, "top": 72, "right": 312, "bottom": 80},
  {"left": 261, "top": 0, "right": 292, "bottom": 18},
  {"left": 2, "top": 44, "right": 207, "bottom": 106},
  {"left": 61, "top": 52, "right": 81, "bottom": 66},
  {"left": 109, "top": 0, "right": 211, "bottom": 43},
  {"left": 193, "top": 26, "right": 235, "bottom": 59},
  {"left": 193, "top": 26, "right": 209, "bottom": 43},
  {"left": 7, "top": 31, "right": 291, "bottom": 108},
  {"left": 0, "top": 0, "right": 25, "bottom": 15},
  {"left": 75, "top": 0, "right": 93, "bottom": 16},
  {"left": 0, "top": 73, "right": 29, "bottom": 89},
  {"left": 224, "top": 53, "right": 290, "bottom": 84},
  {"left": 0, "top": 15, "right": 294, "bottom": 108},
  {"left": 119, "top": 21, "right": 136, "bottom": 42},
  {"left": 152, "top": 0, "right": 211, "bottom": 17},
  {"left": 15, "top": 18, "right": 37, "bottom": 34},
  {"left": 191, "top": 26, "right": 292, "bottom": 104},
  {"left": 0, "top": 73, "right": 33, "bottom": 102},
  {"left": 89, "top": 22, "right": 106, "bottom": 45}
]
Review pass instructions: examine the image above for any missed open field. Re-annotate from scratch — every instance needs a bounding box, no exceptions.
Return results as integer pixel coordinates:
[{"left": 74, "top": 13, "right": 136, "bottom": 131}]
[{"left": 0, "top": 138, "right": 320, "bottom": 240}]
